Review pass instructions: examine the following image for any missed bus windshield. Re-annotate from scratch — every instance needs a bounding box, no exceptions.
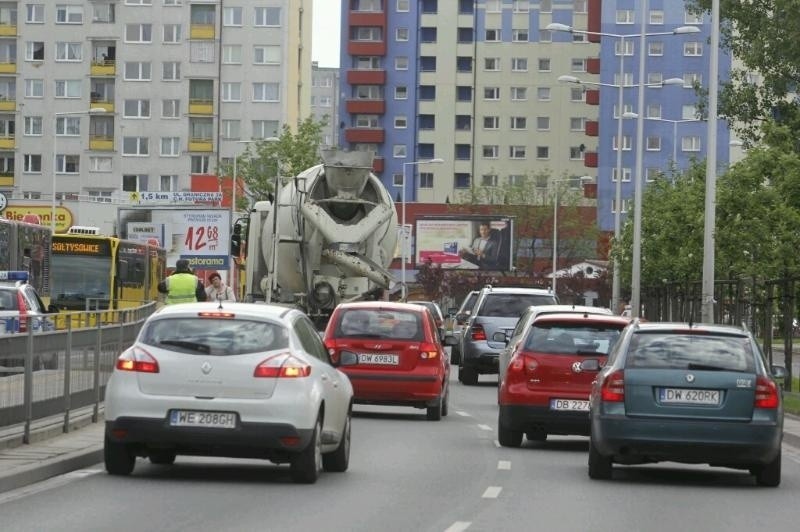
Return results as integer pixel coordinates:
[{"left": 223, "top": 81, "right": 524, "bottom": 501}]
[{"left": 50, "top": 255, "right": 112, "bottom": 310}]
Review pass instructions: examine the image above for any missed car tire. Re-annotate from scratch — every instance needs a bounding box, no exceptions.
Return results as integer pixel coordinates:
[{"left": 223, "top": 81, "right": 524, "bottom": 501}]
[
  {"left": 754, "top": 452, "right": 781, "bottom": 487},
  {"left": 526, "top": 430, "right": 547, "bottom": 442},
  {"left": 498, "top": 418, "right": 523, "bottom": 448},
  {"left": 450, "top": 347, "right": 461, "bottom": 365},
  {"left": 104, "top": 436, "right": 135, "bottom": 476},
  {"left": 427, "top": 394, "right": 443, "bottom": 421},
  {"left": 148, "top": 450, "right": 176, "bottom": 465},
  {"left": 588, "top": 436, "right": 613, "bottom": 480},
  {"left": 441, "top": 386, "right": 449, "bottom": 417},
  {"left": 322, "top": 411, "right": 351, "bottom": 473},
  {"left": 291, "top": 416, "right": 322, "bottom": 484},
  {"left": 459, "top": 365, "right": 478, "bottom": 386}
]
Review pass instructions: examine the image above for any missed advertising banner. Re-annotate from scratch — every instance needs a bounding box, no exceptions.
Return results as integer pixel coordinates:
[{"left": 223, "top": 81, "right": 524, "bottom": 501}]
[
  {"left": 416, "top": 216, "right": 514, "bottom": 271},
  {"left": 118, "top": 207, "right": 230, "bottom": 269}
]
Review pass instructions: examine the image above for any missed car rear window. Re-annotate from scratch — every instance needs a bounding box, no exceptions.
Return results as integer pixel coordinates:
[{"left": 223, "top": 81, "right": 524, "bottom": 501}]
[
  {"left": 336, "top": 309, "right": 423, "bottom": 341},
  {"left": 626, "top": 332, "right": 755, "bottom": 372},
  {"left": 478, "top": 293, "right": 556, "bottom": 318},
  {"left": 523, "top": 324, "right": 623, "bottom": 355},
  {"left": 141, "top": 318, "right": 289, "bottom": 356},
  {"left": 0, "top": 289, "right": 19, "bottom": 311}
]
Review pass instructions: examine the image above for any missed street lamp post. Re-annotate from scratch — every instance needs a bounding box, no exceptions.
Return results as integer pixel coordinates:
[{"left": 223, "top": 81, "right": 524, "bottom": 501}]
[
  {"left": 551, "top": 176, "right": 593, "bottom": 295},
  {"left": 260, "top": 137, "right": 281, "bottom": 303},
  {"left": 52, "top": 108, "right": 107, "bottom": 232},
  {"left": 230, "top": 140, "right": 257, "bottom": 288},
  {"left": 399, "top": 158, "right": 444, "bottom": 301},
  {"left": 548, "top": 21, "right": 699, "bottom": 314}
]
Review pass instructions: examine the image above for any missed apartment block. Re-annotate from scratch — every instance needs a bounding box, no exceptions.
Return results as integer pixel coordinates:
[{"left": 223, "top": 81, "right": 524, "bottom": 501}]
[
  {"left": 3, "top": 0, "right": 311, "bottom": 221},
  {"left": 310, "top": 62, "right": 340, "bottom": 148}
]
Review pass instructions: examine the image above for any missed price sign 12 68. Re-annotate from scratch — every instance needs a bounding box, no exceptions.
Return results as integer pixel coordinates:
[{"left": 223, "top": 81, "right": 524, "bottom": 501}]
[{"left": 184, "top": 225, "right": 219, "bottom": 251}]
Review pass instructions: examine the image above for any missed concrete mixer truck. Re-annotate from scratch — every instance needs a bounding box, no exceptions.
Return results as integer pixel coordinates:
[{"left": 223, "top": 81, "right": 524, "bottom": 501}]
[{"left": 239, "top": 149, "right": 398, "bottom": 326}]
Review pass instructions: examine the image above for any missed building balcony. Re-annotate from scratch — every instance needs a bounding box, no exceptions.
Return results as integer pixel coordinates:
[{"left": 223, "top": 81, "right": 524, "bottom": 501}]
[
  {"left": 345, "top": 128, "right": 385, "bottom": 144},
  {"left": 583, "top": 182, "right": 598, "bottom": 199},
  {"left": 0, "top": 24, "right": 15, "bottom": 37},
  {"left": 588, "top": 0, "right": 601, "bottom": 37},
  {"left": 346, "top": 99, "right": 385, "bottom": 114},
  {"left": 189, "top": 138, "right": 213, "bottom": 152},
  {"left": 347, "top": 69, "right": 386, "bottom": 85},
  {"left": 584, "top": 152, "right": 598, "bottom": 168},
  {"left": 586, "top": 57, "right": 600, "bottom": 75},
  {"left": 0, "top": 135, "right": 13, "bottom": 149},
  {"left": 90, "top": 60, "right": 116, "bottom": 76},
  {"left": 585, "top": 89, "right": 600, "bottom": 105},
  {"left": 585, "top": 120, "right": 599, "bottom": 136},
  {"left": 349, "top": 12, "right": 386, "bottom": 27},
  {"left": 372, "top": 157, "right": 384, "bottom": 173},
  {"left": 190, "top": 24, "right": 215, "bottom": 40},
  {"left": 89, "top": 135, "right": 114, "bottom": 151},
  {"left": 188, "top": 99, "right": 214, "bottom": 115},
  {"left": 0, "top": 62, "right": 16, "bottom": 74},
  {"left": 347, "top": 41, "right": 386, "bottom": 56},
  {"left": 0, "top": 98, "right": 14, "bottom": 112},
  {"left": 90, "top": 100, "right": 114, "bottom": 113},
  {"left": 0, "top": 172, "right": 12, "bottom": 187}
]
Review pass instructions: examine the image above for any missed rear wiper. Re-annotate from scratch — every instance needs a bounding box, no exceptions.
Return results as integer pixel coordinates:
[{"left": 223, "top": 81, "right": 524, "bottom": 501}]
[
  {"left": 576, "top": 350, "right": 604, "bottom": 357},
  {"left": 159, "top": 340, "right": 211, "bottom": 354},
  {"left": 687, "top": 363, "right": 730, "bottom": 371},
  {"left": 344, "top": 333, "right": 383, "bottom": 339}
]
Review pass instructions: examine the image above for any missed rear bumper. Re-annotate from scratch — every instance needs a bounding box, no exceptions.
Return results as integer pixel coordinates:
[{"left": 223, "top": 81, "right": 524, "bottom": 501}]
[
  {"left": 499, "top": 404, "right": 590, "bottom": 436},
  {"left": 591, "top": 415, "right": 783, "bottom": 465},
  {"left": 461, "top": 343, "right": 500, "bottom": 374},
  {"left": 347, "top": 371, "right": 444, "bottom": 406}
]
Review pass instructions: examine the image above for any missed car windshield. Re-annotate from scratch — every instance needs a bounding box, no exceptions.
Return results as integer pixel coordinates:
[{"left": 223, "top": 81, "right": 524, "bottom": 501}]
[
  {"left": 0, "top": 288, "right": 18, "bottom": 311},
  {"left": 524, "top": 324, "right": 622, "bottom": 355},
  {"left": 478, "top": 294, "right": 555, "bottom": 318},
  {"left": 336, "top": 309, "right": 423, "bottom": 341},
  {"left": 140, "top": 318, "right": 289, "bottom": 356},
  {"left": 626, "top": 332, "right": 755, "bottom": 372}
]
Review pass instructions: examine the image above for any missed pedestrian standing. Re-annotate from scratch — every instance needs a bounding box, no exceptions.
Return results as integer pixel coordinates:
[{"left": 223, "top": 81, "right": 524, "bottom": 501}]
[
  {"left": 205, "top": 272, "right": 236, "bottom": 302},
  {"left": 157, "top": 259, "right": 207, "bottom": 304}
]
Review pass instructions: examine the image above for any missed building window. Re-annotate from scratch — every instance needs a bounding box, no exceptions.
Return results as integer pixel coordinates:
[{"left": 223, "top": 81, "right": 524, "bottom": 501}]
[
  {"left": 252, "top": 120, "right": 280, "bottom": 139},
  {"left": 615, "top": 40, "right": 634, "bottom": 56},
  {"left": 26, "top": 4, "right": 45, "bottom": 23},
  {"left": 124, "top": 99, "right": 150, "bottom": 118},
  {"left": 397, "top": 0, "right": 410, "bottom": 12},
  {"left": 394, "top": 116, "right": 407, "bottom": 129},
  {"left": 646, "top": 136, "right": 661, "bottom": 151},
  {"left": 254, "top": 45, "right": 280, "bottom": 65},
  {"left": 511, "top": 58, "right": 528, "bottom": 72},
  {"left": 24, "top": 116, "right": 43, "bottom": 136},
  {"left": 682, "top": 105, "right": 698, "bottom": 120},
  {"left": 645, "top": 168, "right": 661, "bottom": 182},
  {"left": 536, "top": 117, "right": 550, "bottom": 130},
  {"left": 512, "top": 0, "right": 529, "bottom": 13},
  {"left": 482, "top": 174, "right": 498, "bottom": 187},
  {"left": 122, "top": 174, "right": 148, "bottom": 193},
  {"left": 26, "top": 42, "right": 45, "bottom": 61},
  {"left": 650, "top": 10, "right": 664, "bottom": 24},
  {"left": 648, "top": 72, "right": 663, "bottom": 85},
  {"left": 24, "top": 154, "right": 42, "bottom": 173},
  {"left": 124, "top": 62, "right": 151, "bottom": 81},
  {"left": 25, "top": 79, "right": 44, "bottom": 98},
  {"left": 569, "top": 147, "right": 584, "bottom": 160},
  {"left": 483, "top": 116, "right": 499, "bottom": 130},
  {"left": 160, "top": 175, "right": 178, "bottom": 192},
  {"left": 393, "top": 145, "right": 407, "bottom": 158},
  {"left": 510, "top": 87, "right": 527, "bottom": 101},
  {"left": 649, "top": 42, "right": 664, "bottom": 56},
  {"left": 538, "top": 58, "right": 551, "bottom": 72},
  {"left": 570, "top": 117, "right": 586, "bottom": 131},
  {"left": 684, "top": 73, "right": 702, "bottom": 88},
  {"left": 419, "top": 172, "right": 433, "bottom": 188},
  {"left": 395, "top": 56, "right": 409, "bottom": 70},
  {"left": 223, "top": 7, "right": 243, "bottom": 26},
  {"left": 163, "top": 24, "right": 181, "bottom": 43},
  {"left": 536, "top": 146, "right": 550, "bottom": 159},
  {"left": 221, "top": 120, "right": 240, "bottom": 139},
  {"left": 509, "top": 146, "right": 526, "bottom": 159},
  {"left": 540, "top": 29, "right": 552, "bottom": 43},
  {"left": 570, "top": 88, "right": 584, "bottom": 102},
  {"left": 223, "top": 45, "right": 242, "bottom": 64},
  {"left": 509, "top": 174, "right": 526, "bottom": 186},
  {"left": 123, "top": 137, "right": 150, "bottom": 156},
  {"left": 613, "top": 135, "right": 632, "bottom": 151},
  {"left": 355, "top": 114, "right": 379, "bottom": 128},
  {"left": 55, "top": 42, "right": 82, "bottom": 61},
  {"left": 56, "top": 5, "right": 83, "bottom": 23},
  {"left": 55, "top": 80, "right": 82, "bottom": 98},
  {"left": 484, "top": 87, "right": 500, "bottom": 100},
  {"left": 56, "top": 116, "right": 81, "bottom": 135},
  {"left": 162, "top": 61, "right": 181, "bottom": 81},
  {"left": 537, "top": 87, "right": 551, "bottom": 101},
  {"left": 612, "top": 167, "right": 632, "bottom": 182},
  {"left": 455, "top": 144, "right": 471, "bottom": 160},
  {"left": 253, "top": 82, "right": 280, "bottom": 102},
  {"left": 125, "top": 23, "right": 152, "bottom": 43},
  {"left": 684, "top": 42, "right": 703, "bottom": 56},
  {"left": 455, "top": 115, "right": 471, "bottom": 130},
  {"left": 616, "top": 9, "right": 634, "bottom": 24},
  {"left": 396, "top": 27, "right": 409, "bottom": 41},
  {"left": 160, "top": 137, "right": 180, "bottom": 156},
  {"left": 684, "top": 10, "right": 703, "bottom": 24},
  {"left": 484, "top": 57, "right": 500, "bottom": 71},
  {"left": 254, "top": 7, "right": 281, "bottom": 27},
  {"left": 571, "top": 58, "right": 586, "bottom": 72},
  {"left": 162, "top": 99, "right": 180, "bottom": 118},
  {"left": 456, "top": 56, "right": 473, "bottom": 72},
  {"left": 454, "top": 173, "right": 470, "bottom": 189},
  {"left": 485, "top": 29, "right": 500, "bottom": 42},
  {"left": 395, "top": 86, "right": 407, "bottom": 99},
  {"left": 456, "top": 86, "right": 472, "bottom": 102},
  {"left": 682, "top": 136, "right": 701, "bottom": 152},
  {"left": 191, "top": 155, "right": 210, "bottom": 174},
  {"left": 512, "top": 29, "right": 529, "bottom": 42},
  {"left": 574, "top": 0, "right": 588, "bottom": 14},
  {"left": 55, "top": 154, "right": 80, "bottom": 174},
  {"left": 647, "top": 104, "right": 662, "bottom": 119},
  {"left": 482, "top": 145, "right": 499, "bottom": 159},
  {"left": 222, "top": 82, "right": 242, "bottom": 102},
  {"left": 485, "top": 0, "right": 502, "bottom": 13}
]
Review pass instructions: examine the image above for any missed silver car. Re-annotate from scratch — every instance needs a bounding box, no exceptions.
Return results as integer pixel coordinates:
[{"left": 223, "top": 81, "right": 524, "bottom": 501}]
[
  {"left": 496, "top": 304, "right": 614, "bottom": 390},
  {"left": 104, "top": 302, "right": 356, "bottom": 484}
]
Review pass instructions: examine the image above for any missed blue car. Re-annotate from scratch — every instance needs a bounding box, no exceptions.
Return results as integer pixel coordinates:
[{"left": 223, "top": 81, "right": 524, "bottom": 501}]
[{"left": 584, "top": 321, "right": 785, "bottom": 487}]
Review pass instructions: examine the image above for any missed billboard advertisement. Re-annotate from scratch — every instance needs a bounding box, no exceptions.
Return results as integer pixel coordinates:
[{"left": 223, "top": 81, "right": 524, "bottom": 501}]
[
  {"left": 118, "top": 207, "right": 231, "bottom": 269},
  {"left": 416, "top": 216, "right": 514, "bottom": 271}
]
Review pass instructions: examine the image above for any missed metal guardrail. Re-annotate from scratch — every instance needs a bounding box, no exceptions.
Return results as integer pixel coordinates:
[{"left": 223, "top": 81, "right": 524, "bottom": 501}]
[{"left": 0, "top": 303, "right": 157, "bottom": 443}]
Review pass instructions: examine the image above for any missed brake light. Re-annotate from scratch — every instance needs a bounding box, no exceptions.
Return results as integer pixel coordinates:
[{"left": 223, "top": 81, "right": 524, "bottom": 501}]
[
  {"left": 509, "top": 353, "right": 538, "bottom": 375},
  {"left": 16, "top": 292, "right": 28, "bottom": 333},
  {"left": 754, "top": 376, "right": 780, "bottom": 409},
  {"left": 600, "top": 370, "right": 625, "bottom": 402},
  {"left": 470, "top": 324, "right": 486, "bottom": 341},
  {"left": 419, "top": 342, "right": 439, "bottom": 360},
  {"left": 324, "top": 338, "right": 337, "bottom": 356},
  {"left": 116, "top": 347, "right": 160, "bottom": 373},
  {"left": 197, "top": 312, "right": 235, "bottom": 319},
  {"left": 254, "top": 353, "right": 312, "bottom": 378}
]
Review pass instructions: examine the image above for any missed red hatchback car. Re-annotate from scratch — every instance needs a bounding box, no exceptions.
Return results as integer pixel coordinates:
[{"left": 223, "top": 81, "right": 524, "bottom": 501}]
[
  {"left": 497, "top": 313, "right": 631, "bottom": 446},
  {"left": 324, "top": 302, "right": 450, "bottom": 421}
]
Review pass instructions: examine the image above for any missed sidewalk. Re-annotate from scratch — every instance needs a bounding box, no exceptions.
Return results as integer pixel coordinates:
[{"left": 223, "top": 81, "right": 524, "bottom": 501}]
[{"left": 0, "top": 411, "right": 799, "bottom": 494}]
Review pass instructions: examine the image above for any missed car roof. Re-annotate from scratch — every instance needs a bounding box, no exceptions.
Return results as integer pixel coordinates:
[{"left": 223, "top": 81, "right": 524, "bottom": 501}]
[
  {"left": 526, "top": 304, "right": 612, "bottom": 316},
  {"left": 532, "top": 312, "right": 631, "bottom": 326},
  {"left": 335, "top": 301, "right": 427, "bottom": 314},
  {"left": 479, "top": 286, "right": 553, "bottom": 295},
  {"left": 151, "top": 302, "right": 300, "bottom": 321},
  {"left": 630, "top": 321, "right": 750, "bottom": 336}
]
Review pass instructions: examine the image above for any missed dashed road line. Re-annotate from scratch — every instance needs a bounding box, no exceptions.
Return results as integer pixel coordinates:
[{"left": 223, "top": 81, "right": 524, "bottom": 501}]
[
  {"left": 456, "top": 411, "right": 471, "bottom": 417},
  {"left": 477, "top": 424, "right": 493, "bottom": 431},
  {"left": 497, "top": 460, "right": 511, "bottom": 470},
  {"left": 482, "top": 486, "right": 503, "bottom": 498},
  {"left": 493, "top": 439, "right": 500, "bottom": 448},
  {"left": 444, "top": 522, "right": 471, "bottom": 532}
]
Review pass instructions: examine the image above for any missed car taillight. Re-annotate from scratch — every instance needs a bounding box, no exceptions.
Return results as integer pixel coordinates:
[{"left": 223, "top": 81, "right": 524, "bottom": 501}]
[
  {"left": 754, "top": 376, "right": 779, "bottom": 409},
  {"left": 419, "top": 342, "right": 439, "bottom": 360},
  {"left": 16, "top": 292, "right": 28, "bottom": 333},
  {"left": 470, "top": 324, "right": 486, "bottom": 341},
  {"left": 600, "top": 370, "right": 625, "bottom": 402},
  {"left": 254, "top": 353, "right": 311, "bottom": 378},
  {"left": 508, "top": 353, "right": 538, "bottom": 375},
  {"left": 324, "top": 338, "right": 337, "bottom": 357},
  {"left": 116, "top": 347, "right": 160, "bottom": 373}
]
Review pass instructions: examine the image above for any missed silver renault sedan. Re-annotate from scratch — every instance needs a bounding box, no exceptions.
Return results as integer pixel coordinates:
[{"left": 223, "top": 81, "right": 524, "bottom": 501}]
[{"left": 104, "top": 302, "right": 356, "bottom": 483}]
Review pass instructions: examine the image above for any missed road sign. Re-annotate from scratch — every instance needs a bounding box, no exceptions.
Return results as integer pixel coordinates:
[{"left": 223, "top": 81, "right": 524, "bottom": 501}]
[{"left": 131, "top": 191, "right": 223, "bottom": 204}]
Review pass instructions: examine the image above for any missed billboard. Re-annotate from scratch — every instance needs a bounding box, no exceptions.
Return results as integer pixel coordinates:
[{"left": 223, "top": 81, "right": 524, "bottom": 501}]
[
  {"left": 118, "top": 207, "right": 231, "bottom": 269},
  {"left": 416, "top": 216, "right": 514, "bottom": 271}
]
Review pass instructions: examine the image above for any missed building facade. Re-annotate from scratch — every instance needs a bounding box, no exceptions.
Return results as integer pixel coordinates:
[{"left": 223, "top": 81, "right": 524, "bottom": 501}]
[
  {"left": 310, "top": 62, "right": 340, "bottom": 148},
  {"left": 2, "top": 0, "right": 312, "bottom": 229}
]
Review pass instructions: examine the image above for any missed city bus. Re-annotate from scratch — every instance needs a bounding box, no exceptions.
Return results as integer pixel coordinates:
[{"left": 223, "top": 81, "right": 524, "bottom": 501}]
[
  {"left": 50, "top": 230, "right": 166, "bottom": 311},
  {"left": 0, "top": 218, "right": 52, "bottom": 303}
]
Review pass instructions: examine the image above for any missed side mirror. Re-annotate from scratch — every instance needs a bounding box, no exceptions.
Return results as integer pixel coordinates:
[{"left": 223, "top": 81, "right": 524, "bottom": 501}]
[
  {"left": 338, "top": 350, "right": 358, "bottom": 367},
  {"left": 492, "top": 331, "right": 508, "bottom": 344},
  {"left": 448, "top": 307, "right": 457, "bottom": 317},
  {"left": 47, "top": 304, "right": 59, "bottom": 314},
  {"left": 443, "top": 334, "right": 459, "bottom": 346},
  {"left": 580, "top": 359, "right": 601, "bottom": 372},
  {"left": 771, "top": 365, "right": 787, "bottom": 380},
  {"left": 455, "top": 312, "right": 468, "bottom": 324}
]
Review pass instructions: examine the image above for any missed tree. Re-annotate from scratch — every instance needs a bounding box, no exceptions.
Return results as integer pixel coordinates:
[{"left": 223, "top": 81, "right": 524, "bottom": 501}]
[
  {"left": 689, "top": 1, "right": 800, "bottom": 146},
  {"left": 217, "top": 116, "right": 328, "bottom": 208}
]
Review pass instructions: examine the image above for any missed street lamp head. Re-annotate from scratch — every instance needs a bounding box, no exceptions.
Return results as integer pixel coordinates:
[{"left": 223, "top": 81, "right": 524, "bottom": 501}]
[
  {"left": 673, "top": 26, "right": 701, "bottom": 35},
  {"left": 425, "top": 158, "right": 444, "bottom": 164},
  {"left": 663, "top": 77, "right": 685, "bottom": 86},
  {"left": 557, "top": 75, "right": 581, "bottom": 84},
  {"left": 546, "top": 22, "right": 572, "bottom": 33},
  {"left": 622, "top": 112, "right": 638, "bottom": 119}
]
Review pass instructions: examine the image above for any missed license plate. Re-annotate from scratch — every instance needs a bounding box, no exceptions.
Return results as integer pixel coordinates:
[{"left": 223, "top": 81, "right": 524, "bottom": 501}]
[
  {"left": 358, "top": 353, "right": 399, "bottom": 365},
  {"left": 550, "top": 399, "right": 590, "bottom": 411},
  {"left": 659, "top": 388, "right": 721, "bottom": 405},
  {"left": 169, "top": 410, "right": 237, "bottom": 429}
]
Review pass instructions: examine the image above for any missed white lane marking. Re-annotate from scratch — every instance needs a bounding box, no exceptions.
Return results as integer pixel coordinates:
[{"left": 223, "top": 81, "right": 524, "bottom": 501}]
[
  {"left": 482, "top": 486, "right": 502, "bottom": 498},
  {"left": 497, "top": 460, "right": 511, "bottom": 470},
  {"left": 785, "top": 447, "right": 800, "bottom": 465},
  {"left": 456, "top": 411, "right": 471, "bottom": 417},
  {"left": 477, "top": 424, "right": 492, "bottom": 431},
  {"left": 493, "top": 439, "right": 500, "bottom": 448},
  {"left": 0, "top": 468, "right": 103, "bottom": 506},
  {"left": 444, "top": 522, "right": 471, "bottom": 532}
]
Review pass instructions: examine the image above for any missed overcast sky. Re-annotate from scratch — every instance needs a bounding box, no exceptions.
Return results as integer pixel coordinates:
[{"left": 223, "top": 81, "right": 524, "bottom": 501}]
[{"left": 312, "top": 0, "right": 341, "bottom": 68}]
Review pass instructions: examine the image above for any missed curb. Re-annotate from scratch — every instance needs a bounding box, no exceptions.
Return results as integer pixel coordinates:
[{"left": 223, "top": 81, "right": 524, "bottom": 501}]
[{"left": 0, "top": 446, "right": 103, "bottom": 494}]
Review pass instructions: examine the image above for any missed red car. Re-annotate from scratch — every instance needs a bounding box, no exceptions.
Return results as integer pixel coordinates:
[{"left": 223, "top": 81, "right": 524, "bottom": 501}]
[
  {"left": 323, "top": 302, "right": 450, "bottom": 421},
  {"left": 497, "top": 313, "right": 631, "bottom": 446}
]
